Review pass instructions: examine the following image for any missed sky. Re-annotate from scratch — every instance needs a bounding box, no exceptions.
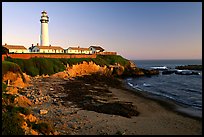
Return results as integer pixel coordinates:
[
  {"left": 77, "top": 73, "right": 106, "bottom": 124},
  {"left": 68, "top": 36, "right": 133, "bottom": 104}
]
[{"left": 2, "top": 2, "right": 202, "bottom": 60}]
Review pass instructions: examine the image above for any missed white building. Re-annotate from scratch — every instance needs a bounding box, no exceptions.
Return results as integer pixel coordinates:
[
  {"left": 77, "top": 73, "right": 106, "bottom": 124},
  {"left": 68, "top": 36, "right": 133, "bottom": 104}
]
[
  {"left": 65, "top": 47, "right": 91, "bottom": 54},
  {"left": 89, "top": 46, "right": 104, "bottom": 54},
  {"left": 40, "top": 11, "right": 49, "bottom": 46},
  {"left": 3, "top": 44, "right": 28, "bottom": 53},
  {"left": 31, "top": 45, "right": 64, "bottom": 53}
]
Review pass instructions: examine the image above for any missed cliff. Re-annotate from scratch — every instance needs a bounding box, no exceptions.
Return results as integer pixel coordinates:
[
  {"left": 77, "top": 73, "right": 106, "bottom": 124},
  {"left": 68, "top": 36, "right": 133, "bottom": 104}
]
[{"left": 4, "top": 55, "right": 159, "bottom": 78}]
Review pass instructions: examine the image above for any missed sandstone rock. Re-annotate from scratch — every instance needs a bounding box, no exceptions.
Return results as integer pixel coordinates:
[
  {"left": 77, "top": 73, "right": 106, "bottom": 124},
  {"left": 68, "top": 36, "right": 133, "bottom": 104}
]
[
  {"left": 51, "top": 71, "right": 68, "bottom": 79},
  {"left": 50, "top": 88, "right": 54, "bottom": 91},
  {"left": 3, "top": 72, "right": 20, "bottom": 83},
  {"left": 34, "top": 99, "right": 39, "bottom": 104},
  {"left": 23, "top": 73, "right": 31, "bottom": 83},
  {"left": 66, "top": 61, "right": 101, "bottom": 77},
  {"left": 26, "top": 93, "right": 31, "bottom": 98},
  {"left": 14, "top": 95, "right": 32, "bottom": 107},
  {"left": 5, "top": 87, "right": 18, "bottom": 95},
  {"left": 30, "top": 129, "right": 39, "bottom": 135},
  {"left": 26, "top": 114, "right": 37, "bottom": 122},
  {"left": 3, "top": 71, "right": 29, "bottom": 88},
  {"left": 44, "top": 96, "right": 48, "bottom": 101},
  {"left": 19, "top": 113, "right": 37, "bottom": 123},
  {"left": 21, "top": 121, "right": 28, "bottom": 130},
  {"left": 37, "top": 90, "right": 42, "bottom": 95},
  {"left": 39, "top": 97, "right": 44, "bottom": 101},
  {"left": 42, "top": 74, "right": 49, "bottom": 78},
  {"left": 35, "top": 75, "right": 40, "bottom": 79},
  {"left": 40, "top": 109, "right": 48, "bottom": 115},
  {"left": 129, "top": 60, "right": 137, "bottom": 68},
  {"left": 53, "top": 131, "right": 60, "bottom": 135}
]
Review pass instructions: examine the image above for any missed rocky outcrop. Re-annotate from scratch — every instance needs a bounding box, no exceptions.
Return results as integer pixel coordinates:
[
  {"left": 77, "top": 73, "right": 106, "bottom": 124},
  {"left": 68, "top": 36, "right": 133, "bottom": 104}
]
[
  {"left": 175, "top": 65, "right": 202, "bottom": 70},
  {"left": 51, "top": 61, "right": 111, "bottom": 78},
  {"left": 50, "top": 60, "right": 159, "bottom": 79},
  {"left": 66, "top": 61, "right": 103, "bottom": 77},
  {"left": 2, "top": 72, "right": 31, "bottom": 89},
  {"left": 128, "top": 60, "right": 137, "bottom": 68},
  {"left": 14, "top": 95, "right": 33, "bottom": 107}
]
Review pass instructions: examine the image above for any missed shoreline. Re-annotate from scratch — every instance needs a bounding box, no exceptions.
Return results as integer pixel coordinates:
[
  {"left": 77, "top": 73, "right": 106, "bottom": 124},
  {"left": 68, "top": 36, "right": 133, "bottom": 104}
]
[
  {"left": 121, "top": 79, "right": 202, "bottom": 121},
  {"left": 123, "top": 82, "right": 202, "bottom": 121},
  {"left": 19, "top": 74, "right": 202, "bottom": 135},
  {"left": 121, "top": 74, "right": 202, "bottom": 120},
  {"left": 60, "top": 75, "right": 202, "bottom": 134}
]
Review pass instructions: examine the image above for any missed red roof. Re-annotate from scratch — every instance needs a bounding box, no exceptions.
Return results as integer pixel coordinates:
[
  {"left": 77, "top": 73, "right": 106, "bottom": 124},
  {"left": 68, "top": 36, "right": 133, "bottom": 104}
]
[{"left": 3, "top": 45, "right": 27, "bottom": 50}]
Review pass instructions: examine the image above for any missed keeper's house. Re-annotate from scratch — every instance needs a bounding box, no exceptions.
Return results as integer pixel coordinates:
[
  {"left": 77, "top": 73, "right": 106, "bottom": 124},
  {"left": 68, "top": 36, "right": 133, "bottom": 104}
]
[
  {"left": 2, "top": 43, "right": 28, "bottom": 53},
  {"left": 65, "top": 47, "right": 91, "bottom": 54},
  {"left": 89, "top": 45, "right": 104, "bottom": 54},
  {"left": 30, "top": 44, "right": 64, "bottom": 53}
]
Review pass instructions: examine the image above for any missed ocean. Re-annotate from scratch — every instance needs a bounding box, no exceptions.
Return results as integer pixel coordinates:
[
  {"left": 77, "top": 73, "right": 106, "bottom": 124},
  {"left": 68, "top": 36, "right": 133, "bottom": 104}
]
[{"left": 125, "top": 59, "right": 202, "bottom": 118}]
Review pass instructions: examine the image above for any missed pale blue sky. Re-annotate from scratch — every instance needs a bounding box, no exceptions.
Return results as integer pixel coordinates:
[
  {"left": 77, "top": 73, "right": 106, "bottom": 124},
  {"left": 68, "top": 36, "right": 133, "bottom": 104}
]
[{"left": 2, "top": 2, "right": 202, "bottom": 60}]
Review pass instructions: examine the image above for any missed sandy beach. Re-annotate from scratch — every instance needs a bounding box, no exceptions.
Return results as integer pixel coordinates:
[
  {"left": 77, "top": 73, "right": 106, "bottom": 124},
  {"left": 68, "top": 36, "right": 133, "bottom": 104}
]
[
  {"left": 22, "top": 74, "right": 202, "bottom": 135},
  {"left": 73, "top": 88, "right": 202, "bottom": 135}
]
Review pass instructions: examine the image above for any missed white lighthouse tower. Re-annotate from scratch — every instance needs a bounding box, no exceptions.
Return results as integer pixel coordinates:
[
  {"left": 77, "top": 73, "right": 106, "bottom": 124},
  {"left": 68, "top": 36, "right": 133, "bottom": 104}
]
[{"left": 40, "top": 11, "right": 49, "bottom": 46}]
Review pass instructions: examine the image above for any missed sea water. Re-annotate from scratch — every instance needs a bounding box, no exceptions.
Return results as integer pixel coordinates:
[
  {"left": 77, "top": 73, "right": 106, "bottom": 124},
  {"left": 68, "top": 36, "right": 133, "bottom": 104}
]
[{"left": 125, "top": 59, "right": 202, "bottom": 118}]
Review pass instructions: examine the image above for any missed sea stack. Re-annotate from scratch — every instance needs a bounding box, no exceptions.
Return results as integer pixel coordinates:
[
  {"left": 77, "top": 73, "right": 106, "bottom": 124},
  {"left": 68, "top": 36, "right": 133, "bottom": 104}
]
[{"left": 40, "top": 11, "right": 49, "bottom": 46}]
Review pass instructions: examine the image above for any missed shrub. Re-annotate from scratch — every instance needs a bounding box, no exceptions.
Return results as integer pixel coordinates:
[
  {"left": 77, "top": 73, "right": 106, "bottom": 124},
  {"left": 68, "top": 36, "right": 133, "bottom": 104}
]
[
  {"left": 2, "top": 109, "right": 25, "bottom": 135},
  {"left": 2, "top": 82, "right": 7, "bottom": 93},
  {"left": 32, "top": 122, "right": 53, "bottom": 135},
  {"left": 2, "top": 46, "right": 9, "bottom": 54},
  {"left": 92, "top": 55, "right": 129, "bottom": 66}
]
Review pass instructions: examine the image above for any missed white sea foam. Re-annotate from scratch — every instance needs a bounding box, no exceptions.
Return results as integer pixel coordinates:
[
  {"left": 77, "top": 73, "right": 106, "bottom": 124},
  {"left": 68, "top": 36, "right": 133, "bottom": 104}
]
[
  {"left": 150, "top": 66, "right": 168, "bottom": 70},
  {"left": 128, "top": 82, "right": 133, "bottom": 87},
  {"left": 143, "top": 83, "right": 151, "bottom": 87},
  {"left": 127, "top": 78, "right": 133, "bottom": 81}
]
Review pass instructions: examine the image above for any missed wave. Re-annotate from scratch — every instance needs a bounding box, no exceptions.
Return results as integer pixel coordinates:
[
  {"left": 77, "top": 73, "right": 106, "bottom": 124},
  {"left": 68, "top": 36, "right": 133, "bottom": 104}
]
[
  {"left": 126, "top": 78, "right": 133, "bottom": 81},
  {"left": 143, "top": 83, "right": 151, "bottom": 87},
  {"left": 180, "top": 88, "right": 201, "bottom": 94},
  {"left": 150, "top": 66, "right": 168, "bottom": 70},
  {"left": 127, "top": 82, "right": 143, "bottom": 91},
  {"left": 128, "top": 82, "right": 133, "bottom": 87}
]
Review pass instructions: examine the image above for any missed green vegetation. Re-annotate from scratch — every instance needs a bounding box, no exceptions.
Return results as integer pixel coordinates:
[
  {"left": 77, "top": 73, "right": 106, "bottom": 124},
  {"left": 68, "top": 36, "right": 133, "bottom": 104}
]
[
  {"left": 2, "top": 82, "right": 7, "bottom": 93},
  {"left": 2, "top": 110, "right": 25, "bottom": 135},
  {"left": 2, "top": 46, "right": 9, "bottom": 54},
  {"left": 2, "top": 82, "right": 31, "bottom": 135},
  {"left": 5, "top": 55, "right": 130, "bottom": 76},
  {"left": 93, "top": 55, "right": 129, "bottom": 67},
  {"left": 32, "top": 122, "right": 53, "bottom": 135},
  {"left": 5, "top": 58, "right": 65, "bottom": 77}
]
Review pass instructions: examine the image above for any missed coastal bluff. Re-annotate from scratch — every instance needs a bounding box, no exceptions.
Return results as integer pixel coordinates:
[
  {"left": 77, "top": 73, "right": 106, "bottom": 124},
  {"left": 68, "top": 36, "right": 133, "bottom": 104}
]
[{"left": 2, "top": 57, "right": 201, "bottom": 135}]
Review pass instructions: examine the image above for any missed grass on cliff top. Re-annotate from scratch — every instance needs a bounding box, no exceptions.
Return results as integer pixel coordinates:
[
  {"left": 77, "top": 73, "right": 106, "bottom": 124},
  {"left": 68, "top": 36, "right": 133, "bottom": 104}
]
[
  {"left": 5, "top": 55, "right": 129, "bottom": 76},
  {"left": 93, "top": 55, "right": 129, "bottom": 66},
  {"left": 5, "top": 58, "right": 66, "bottom": 77}
]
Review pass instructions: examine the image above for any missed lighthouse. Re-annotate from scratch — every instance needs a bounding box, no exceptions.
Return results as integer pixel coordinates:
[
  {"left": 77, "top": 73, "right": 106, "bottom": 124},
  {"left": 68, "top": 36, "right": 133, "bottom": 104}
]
[{"left": 40, "top": 11, "right": 49, "bottom": 46}]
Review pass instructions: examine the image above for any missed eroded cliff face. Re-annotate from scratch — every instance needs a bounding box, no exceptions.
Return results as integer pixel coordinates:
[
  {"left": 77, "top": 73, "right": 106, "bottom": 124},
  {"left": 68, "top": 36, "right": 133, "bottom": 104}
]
[
  {"left": 50, "top": 60, "right": 157, "bottom": 79},
  {"left": 2, "top": 72, "right": 31, "bottom": 89},
  {"left": 51, "top": 61, "right": 113, "bottom": 79}
]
